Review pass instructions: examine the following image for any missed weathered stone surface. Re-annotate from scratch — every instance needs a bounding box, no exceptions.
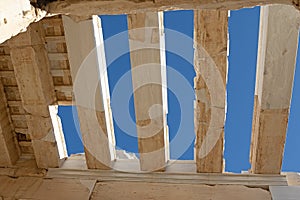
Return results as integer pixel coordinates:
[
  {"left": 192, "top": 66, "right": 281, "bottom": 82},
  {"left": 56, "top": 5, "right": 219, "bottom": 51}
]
[
  {"left": 10, "top": 45, "right": 56, "bottom": 116},
  {"left": 0, "top": 176, "right": 96, "bottom": 200},
  {"left": 91, "top": 182, "right": 272, "bottom": 200},
  {"left": 47, "top": 0, "right": 300, "bottom": 16},
  {"left": 194, "top": 10, "right": 228, "bottom": 173},
  {"left": 0, "top": 81, "right": 20, "bottom": 167},
  {"left": 0, "top": 172, "right": 281, "bottom": 200},
  {"left": 128, "top": 12, "right": 168, "bottom": 171},
  {"left": 9, "top": 21, "right": 60, "bottom": 168},
  {"left": 62, "top": 16, "right": 115, "bottom": 169},
  {"left": 250, "top": 5, "right": 300, "bottom": 174}
]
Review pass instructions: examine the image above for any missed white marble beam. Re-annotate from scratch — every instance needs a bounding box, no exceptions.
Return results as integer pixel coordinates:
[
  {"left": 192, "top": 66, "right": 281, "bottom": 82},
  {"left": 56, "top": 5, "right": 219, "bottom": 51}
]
[
  {"left": 62, "top": 16, "right": 116, "bottom": 169},
  {"left": 127, "top": 12, "right": 169, "bottom": 171},
  {"left": 250, "top": 5, "right": 300, "bottom": 174}
]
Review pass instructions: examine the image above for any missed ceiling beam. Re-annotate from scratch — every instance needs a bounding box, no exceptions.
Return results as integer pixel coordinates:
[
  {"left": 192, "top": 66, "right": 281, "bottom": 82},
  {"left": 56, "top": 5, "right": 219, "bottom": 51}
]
[
  {"left": 1, "top": 0, "right": 300, "bottom": 45},
  {"left": 127, "top": 12, "right": 169, "bottom": 171},
  {"left": 62, "top": 16, "right": 116, "bottom": 169},
  {"left": 47, "top": 0, "right": 300, "bottom": 16},
  {"left": 250, "top": 5, "right": 300, "bottom": 174},
  {"left": 9, "top": 22, "right": 61, "bottom": 168},
  {"left": 194, "top": 10, "right": 228, "bottom": 173},
  {"left": 47, "top": 168, "right": 287, "bottom": 187}
]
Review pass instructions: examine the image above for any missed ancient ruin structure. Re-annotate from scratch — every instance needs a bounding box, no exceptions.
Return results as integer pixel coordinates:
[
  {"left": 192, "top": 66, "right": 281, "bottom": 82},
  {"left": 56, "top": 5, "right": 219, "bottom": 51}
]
[{"left": 0, "top": 0, "right": 300, "bottom": 199}]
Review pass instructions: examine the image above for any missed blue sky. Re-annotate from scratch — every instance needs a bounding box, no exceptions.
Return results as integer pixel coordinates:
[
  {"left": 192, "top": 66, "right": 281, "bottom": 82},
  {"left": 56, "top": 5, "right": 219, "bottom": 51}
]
[{"left": 58, "top": 7, "right": 300, "bottom": 173}]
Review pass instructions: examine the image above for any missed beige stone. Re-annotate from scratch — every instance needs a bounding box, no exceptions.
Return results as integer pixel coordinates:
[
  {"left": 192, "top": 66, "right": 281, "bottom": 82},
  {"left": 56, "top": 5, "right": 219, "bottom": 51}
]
[
  {"left": 128, "top": 12, "right": 168, "bottom": 171},
  {"left": 250, "top": 5, "right": 300, "bottom": 174},
  {"left": 194, "top": 10, "right": 228, "bottom": 173},
  {"left": 47, "top": 0, "right": 300, "bottom": 16},
  {"left": 9, "top": 21, "right": 60, "bottom": 168},
  {"left": 62, "top": 16, "right": 115, "bottom": 169},
  {"left": 0, "top": 81, "right": 20, "bottom": 167},
  {"left": 91, "top": 182, "right": 272, "bottom": 200},
  {"left": 0, "top": 176, "right": 96, "bottom": 200}
]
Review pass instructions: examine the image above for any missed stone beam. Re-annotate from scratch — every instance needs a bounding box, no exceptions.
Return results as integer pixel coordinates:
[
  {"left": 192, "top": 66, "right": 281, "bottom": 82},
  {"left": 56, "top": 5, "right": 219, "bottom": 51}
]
[
  {"left": 0, "top": 81, "right": 20, "bottom": 167},
  {"left": 47, "top": 0, "right": 300, "bottom": 16},
  {"left": 194, "top": 10, "right": 228, "bottom": 173},
  {"left": 62, "top": 16, "right": 116, "bottom": 169},
  {"left": 92, "top": 182, "right": 271, "bottom": 200},
  {"left": 0, "top": 170, "right": 284, "bottom": 200},
  {"left": 0, "top": 0, "right": 45, "bottom": 44},
  {"left": 47, "top": 168, "right": 287, "bottom": 187},
  {"left": 250, "top": 5, "right": 300, "bottom": 174},
  {"left": 9, "top": 22, "right": 61, "bottom": 168},
  {"left": 1, "top": 0, "right": 300, "bottom": 45},
  {"left": 127, "top": 12, "right": 169, "bottom": 171},
  {"left": 0, "top": 175, "right": 96, "bottom": 200}
]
